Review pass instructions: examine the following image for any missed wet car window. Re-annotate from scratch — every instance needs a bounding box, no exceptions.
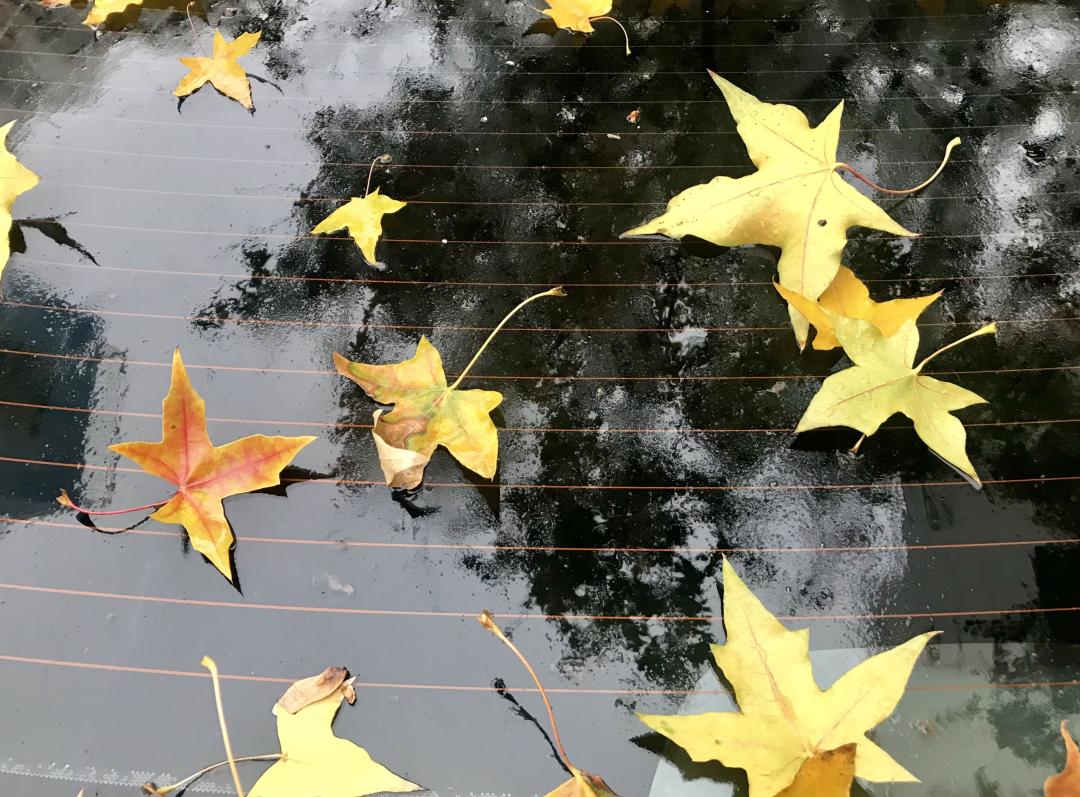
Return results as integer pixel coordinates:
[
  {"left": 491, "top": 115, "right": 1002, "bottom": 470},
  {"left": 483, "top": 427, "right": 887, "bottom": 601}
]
[{"left": 1, "top": 0, "right": 1079, "bottom": 794}]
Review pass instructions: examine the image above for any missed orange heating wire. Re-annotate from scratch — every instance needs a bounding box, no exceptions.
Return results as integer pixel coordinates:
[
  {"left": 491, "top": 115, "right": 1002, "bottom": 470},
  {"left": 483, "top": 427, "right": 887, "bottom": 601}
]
[
  {"left": 2, "top": 453, "right": 1078, "bottom": 491},
  {"left": 5, "top": 516, "right": 1079, "bottom": 556},
  {"left": 2, "top": 74, "right": 1075, "bottom": 105},
  {"left": 17, "top": 255, "right": 1077, "bottom": 288},
  {"left": 0, "top": 103, "right": 1068, "bottom": 135},
  {"left": 0, "top": 398, "right": 1076, "bottom": 435},
  {"left": 38, "top": 179, "right": 1080, "bottom": 207},
  {"left": 0, "top": 19, "right": 1015, "bottom": 47},
  {"left": 0, "top": 652, "right": 1077, "bottom": 695},
  {"left": 20, "top": 141, "right": 1013, "bottom": 170},
  {"left": 0, "top": 47, "right": 1014, "bottom": 77},
  {"left": 1, "top": 345, "right": 1074, "bottom": 381},
  {"left": 0, "top": 580, "right": 1076, "bottom": 624},
  {"left": 36, "top": 218, "right": 1080, "bottom": 243},
  {"left": 5, "top": 6, "right": 1017, "bottom": 24},
  {"left": 3, "top": 651, "right": 1079, "bottom": 696},
  {"left": 1, "top": 300, "right": 1069, "bottom": 334}
]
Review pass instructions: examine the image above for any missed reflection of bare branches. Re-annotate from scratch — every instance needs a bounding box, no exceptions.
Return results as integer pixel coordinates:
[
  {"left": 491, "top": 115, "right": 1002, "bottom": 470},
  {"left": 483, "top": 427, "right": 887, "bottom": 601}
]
[
  {"left": 11, "top": 217, "right": 98, "bottom": 265},
  {"left": 493, "top": 677, "right": 570, "bottom": 775}
]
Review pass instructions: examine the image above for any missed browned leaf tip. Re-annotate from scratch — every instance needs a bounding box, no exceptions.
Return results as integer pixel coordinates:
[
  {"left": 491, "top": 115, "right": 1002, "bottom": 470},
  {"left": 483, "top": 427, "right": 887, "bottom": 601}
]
[
  {"left": 277, "top": 666, "right": 351, "bottom": 714},
  {"left": 342, "top": 675, "right": 357, "bottom": 705},
  {"left": 626, "top": 108, "right": 640, "bottom": 124},
  {"left": 581, "top": 770, "right": 619, "bottom": 797},
  {"left": 478, "top": 609, "right": 497, "bottom": 630},
  {"left": 56, "top": 489, "right": 75, "bottom": 508},
  {"left": 140, "top": 783, "right": 164, "bottom": 796},
  {"left": 547, "top": 769, "right": 619, "bottom": 797}
]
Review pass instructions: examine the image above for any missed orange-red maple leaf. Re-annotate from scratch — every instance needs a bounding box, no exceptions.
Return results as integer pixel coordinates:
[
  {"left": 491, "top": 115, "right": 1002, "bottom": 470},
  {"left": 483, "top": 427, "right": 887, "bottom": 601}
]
[{"left": 60, "top": 349, "right": 314, "bottom": 581}]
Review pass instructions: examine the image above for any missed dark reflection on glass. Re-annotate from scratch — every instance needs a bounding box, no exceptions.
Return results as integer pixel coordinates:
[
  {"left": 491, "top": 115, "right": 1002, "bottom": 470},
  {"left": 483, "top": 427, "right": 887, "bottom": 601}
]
[
  {"left": 0, "top": 276, "right": 105, "bottom": 516},
  {"left": 10, "top": 217, "right": 98, "bottom": 265}
]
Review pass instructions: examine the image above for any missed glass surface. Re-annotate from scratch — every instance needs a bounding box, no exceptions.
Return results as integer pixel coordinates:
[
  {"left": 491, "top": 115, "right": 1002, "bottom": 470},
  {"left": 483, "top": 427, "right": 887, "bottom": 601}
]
[{"left": 0, "top": 0, "right": 1078, "bottom": 794}]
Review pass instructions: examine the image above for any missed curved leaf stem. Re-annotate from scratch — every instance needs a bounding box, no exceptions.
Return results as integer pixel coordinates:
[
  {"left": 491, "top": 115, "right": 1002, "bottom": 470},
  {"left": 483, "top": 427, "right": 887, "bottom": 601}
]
[
  {"left": 444, "top": 287, "right": 565, "bottom": 394},
  {"left": 185, "top": 2, "right": 208, "bottom": 57},
  {"left": 915, "top": 322, "right": 997, "bottom": 372},
  {"left": 365, "top": 154, "right": 393, "bottom": 197},
  {"left": 201, "top": 656, "right": 246, "bottom": 797},
  {"left": 837, "top": 136, "right": 961, "bottom": 196},
  {"left": 57, "top": 489, "right": 170, "bottom": 516},
  {"left": 589, "top": 16, "right": 631, "bottom": 55},
  {"left": 142, "top": 755, "right": 281, "bottom": 796},
  {"left": 478, "top": 611, "right": 575, "bottom": 773}
]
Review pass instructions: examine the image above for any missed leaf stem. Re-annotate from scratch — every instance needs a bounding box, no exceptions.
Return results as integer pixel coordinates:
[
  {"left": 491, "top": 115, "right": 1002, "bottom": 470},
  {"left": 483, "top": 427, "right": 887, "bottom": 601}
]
[
  {"left": 478, "top": 611, "right": 575, "bottom": 773},
  {"left": 589, "top": 16, "right": 631, "bottom": 55},
  {"left": 142, "top": 755, "right": 281, "bottom": 796},
  {"left": 57, "top": 489, "right": 170, "bottom": 516},
  {"left": 201, "top": 656, "right": 246, "bottom": 797},
  {"left": 185, "top": 2, "right": 208, "bottom": 57},
  {"left": 915, "top": 322, "right": 997, "bottom": 372},
  {"left": 365, "top": 154, "right": 392, "bottom": 197},
  {"left": 836, "top": 136, "right": 961, "bottom": 195},
  {"left": 444, "top": 287, "right": 565, "bottom": 393}
]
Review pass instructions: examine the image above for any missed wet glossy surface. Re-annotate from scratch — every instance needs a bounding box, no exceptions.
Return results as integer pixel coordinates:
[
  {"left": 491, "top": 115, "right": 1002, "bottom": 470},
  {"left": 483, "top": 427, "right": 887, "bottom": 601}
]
[{"left": 0, "top": 0, "right": 1078, "bottom": 794}]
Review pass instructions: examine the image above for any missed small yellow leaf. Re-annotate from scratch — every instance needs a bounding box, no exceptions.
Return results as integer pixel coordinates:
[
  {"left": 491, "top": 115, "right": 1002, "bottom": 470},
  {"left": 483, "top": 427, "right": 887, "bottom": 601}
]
[
  {"left": 796, "top": 314, "right": 996, "bottom": 484},
  {"left": 83, "top": 0, "right": 146, "bottom": 26},
  {"left": 1046, "top": 721, "right": 1080, "bottom": 797},
  {"left": 774, "top": 265, "right": 941, "bottom": 350},
  {"left": 541, "top": 0, "right": 611, "bottom": 33},
  {"left": 638, "top": 560, "right": 934, "bottom": 797},
  {"left": 312, "top": 189, "right": 408, "bottom": 268},
  {"left": 0, "top": 121, "right": 40, "bottom": 285},
  {"left": 622, "top": 74, "right": 914, "bottom": 347},
  {"left": 776, "top": 744, "right": 856, "bottom": 797},
  {"left": 334, "top": 340, "right": 501, "bottom": 488},
  {"left": 248, "top": 673, "right": 422, "bottom": 797},
  {"left": 174, "top": 31, "right": 261, "bottom": 110}
]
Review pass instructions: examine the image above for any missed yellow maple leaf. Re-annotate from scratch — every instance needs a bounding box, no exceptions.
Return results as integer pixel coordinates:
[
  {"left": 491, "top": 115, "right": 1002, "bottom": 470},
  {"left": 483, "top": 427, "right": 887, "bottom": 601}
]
[
  {"left": 639, "top": 560, "right": 936, "bottom": 797},
  {"left": 0, "top": 121, "right": 40, "bottom": 285},
  {"left": 622, "top": 73, "right": 958, "bottom": 348},
  {"left": 58, "top": 349, "right": 314, "bottom": 580},
  {"left": 174, "top": 31, "right": 261, "bottom": 111},
  {"left": 312, "top": 188, "right": 408, "bottom": 268},
  {"left": 248, "top": 670, "right": 423, "bottom": 797},
  {"left": 334, "top": 338, "right": 503, "bottom": 489},
  {"left": 796, "top": 313, "right": 996, "bottom": 484},
  {"left": 335, "top": 287, "right": 562, "bottom": 488},
  {"left": 83, "top": 0, "right": 145, "bottom": 26},
  {"left": 1046, "top": 722, "right": 1080, "bottom": 797},
  {"left": 774, "top": 265, "right": 941, "bottom": 351},
  {"left": 542, "top": 0, "right": 611, "bottom": 33},
  {"left": 536, "top": 0, "right": 630, "bottom": 54}
]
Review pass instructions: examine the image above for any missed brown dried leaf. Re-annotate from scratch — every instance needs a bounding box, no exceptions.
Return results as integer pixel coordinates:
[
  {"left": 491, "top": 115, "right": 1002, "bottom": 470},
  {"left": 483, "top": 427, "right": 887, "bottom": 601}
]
[{"left": 277, "top": 665, "right": 352, "bottom": 714}]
